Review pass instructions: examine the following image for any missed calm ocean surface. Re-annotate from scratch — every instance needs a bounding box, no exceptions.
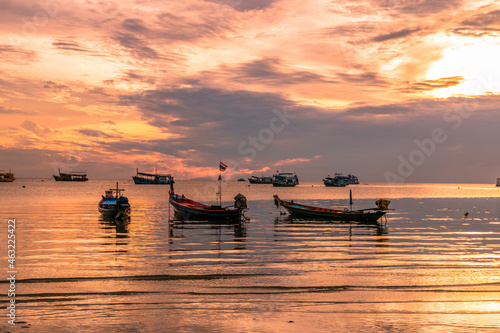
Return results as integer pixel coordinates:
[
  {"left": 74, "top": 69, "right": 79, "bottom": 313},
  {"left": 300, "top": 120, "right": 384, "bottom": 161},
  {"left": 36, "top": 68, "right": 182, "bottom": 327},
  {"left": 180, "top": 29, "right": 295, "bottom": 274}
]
[{"left": 1, "top": 180, "right": 500, "bottom": 332}]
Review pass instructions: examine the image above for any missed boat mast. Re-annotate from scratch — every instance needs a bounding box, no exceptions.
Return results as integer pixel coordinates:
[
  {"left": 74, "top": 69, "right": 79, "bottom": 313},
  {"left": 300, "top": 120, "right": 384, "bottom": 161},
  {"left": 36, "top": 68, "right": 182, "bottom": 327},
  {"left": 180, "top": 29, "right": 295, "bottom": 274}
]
[{"left": 349, "top": 189, "right": 353, "bottom": 211}]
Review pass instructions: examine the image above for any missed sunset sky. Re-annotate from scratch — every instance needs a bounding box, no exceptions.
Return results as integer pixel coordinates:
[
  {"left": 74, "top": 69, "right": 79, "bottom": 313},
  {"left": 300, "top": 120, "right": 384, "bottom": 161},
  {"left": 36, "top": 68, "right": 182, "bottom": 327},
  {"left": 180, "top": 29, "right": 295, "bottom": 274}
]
[{"left": 0, "top": 0, "right": 499, "bottom": 182}]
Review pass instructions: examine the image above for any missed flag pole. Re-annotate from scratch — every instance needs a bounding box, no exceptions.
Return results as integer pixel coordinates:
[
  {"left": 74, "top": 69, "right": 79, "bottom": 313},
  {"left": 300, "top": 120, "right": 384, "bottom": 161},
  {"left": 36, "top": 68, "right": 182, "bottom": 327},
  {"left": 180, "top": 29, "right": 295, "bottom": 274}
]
[
  {"left": 219, "top": 167, "right": 222, "bottom": 207},
  {"left": 218, "top": 159, "right": 222, "bottom": 207}
]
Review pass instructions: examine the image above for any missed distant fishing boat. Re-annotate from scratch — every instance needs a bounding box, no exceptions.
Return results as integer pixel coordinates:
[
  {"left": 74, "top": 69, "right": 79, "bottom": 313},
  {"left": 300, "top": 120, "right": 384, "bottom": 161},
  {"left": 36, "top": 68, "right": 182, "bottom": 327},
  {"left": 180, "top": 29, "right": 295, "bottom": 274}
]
[
  {"left": 323, "top": 173, "right": 359, "bottom": 187},
  {"left": 323, "top": 175, "right": 346, "bottom": 187},
  {"left": 237, "top": 178, "right": 246, "bottom": 182},
  {"left": 169, "top": 161, "right": 247, "bottom": 221},
  {"left": 0, "top": 170, "right": 15, "bottom": 182},
  {"left": 98, "top": 182, "right": 131, "bottom": 220},
  {"left": 273, "top": 192, "right": 390, "bottom": 222},
  {"left": 497, "top": 178, "right": 500, "bottom": 187},
  {"left": 132, "top": 168, "right": 174, "bottom": 184},
  {"left": 248, "top": 175, "right": 273, "bottom": 184},
  {"left": 272, "top": 172, "right": 299, "bottom": 187},
  {"left": 53, "top": 169, "right": 88, "bottom": 181}
]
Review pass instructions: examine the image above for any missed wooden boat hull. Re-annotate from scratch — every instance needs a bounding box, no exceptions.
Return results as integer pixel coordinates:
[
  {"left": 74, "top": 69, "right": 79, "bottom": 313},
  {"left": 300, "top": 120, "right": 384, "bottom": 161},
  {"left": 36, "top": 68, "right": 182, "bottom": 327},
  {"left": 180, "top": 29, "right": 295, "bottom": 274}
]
[
  {"left": 169, "top": 195, "right": 241, "bottom": 221},
  {"left": 272, "top": 183, "right": 297, "bottom": 187},
  {"left": 275, "top": 196, "right": 386, "bottom": 222}
]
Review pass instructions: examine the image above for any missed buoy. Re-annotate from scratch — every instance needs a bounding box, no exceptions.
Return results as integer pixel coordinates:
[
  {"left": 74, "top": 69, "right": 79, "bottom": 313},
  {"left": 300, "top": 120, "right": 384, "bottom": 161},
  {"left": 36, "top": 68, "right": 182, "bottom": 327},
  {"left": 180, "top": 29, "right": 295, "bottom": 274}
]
[{"left": 464, "top": 212, "right": 468, "bottom": 217}]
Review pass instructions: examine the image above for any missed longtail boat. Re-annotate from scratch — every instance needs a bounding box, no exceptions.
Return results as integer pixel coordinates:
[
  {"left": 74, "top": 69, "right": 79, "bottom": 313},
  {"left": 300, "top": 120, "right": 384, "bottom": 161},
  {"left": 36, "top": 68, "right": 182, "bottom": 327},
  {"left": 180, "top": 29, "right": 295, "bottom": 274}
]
[
  {"left": 98, "top": 182, "right": 131, "bottom": 220},
  {"left": 273, "top": 194, "right": 390, "bottom": 222},
  {"left": 168, "top": 165, "right": 248, "bottom": 221},
  {"left": 169, "top": 193, "right": 245, "bottom": 220}
]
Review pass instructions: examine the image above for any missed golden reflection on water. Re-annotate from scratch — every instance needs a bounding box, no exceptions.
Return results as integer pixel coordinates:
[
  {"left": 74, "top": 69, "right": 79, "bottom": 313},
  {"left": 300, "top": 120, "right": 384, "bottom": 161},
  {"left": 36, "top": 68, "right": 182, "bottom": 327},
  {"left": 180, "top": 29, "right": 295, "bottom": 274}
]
[{"left": 1, "top": 180, "right": 500, "bottom": 332}]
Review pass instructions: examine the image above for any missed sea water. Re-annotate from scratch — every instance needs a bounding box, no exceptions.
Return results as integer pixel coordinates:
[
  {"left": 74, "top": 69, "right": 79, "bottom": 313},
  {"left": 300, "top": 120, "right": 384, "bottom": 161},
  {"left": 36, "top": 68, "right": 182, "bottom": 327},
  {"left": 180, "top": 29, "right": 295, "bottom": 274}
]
[{"left": 1, "top": 180, "right": 500, "bottom": 332}]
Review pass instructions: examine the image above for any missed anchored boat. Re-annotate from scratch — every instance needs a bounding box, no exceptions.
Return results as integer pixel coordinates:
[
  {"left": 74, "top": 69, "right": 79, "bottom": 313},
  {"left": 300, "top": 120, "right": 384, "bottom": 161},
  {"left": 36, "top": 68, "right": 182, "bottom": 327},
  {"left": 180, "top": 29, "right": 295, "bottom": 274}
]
[
  {"left": 323, "top": 173, "right": 359, "bottom": 187},
  {"left": 98, "top": 183, "right": 131, "bottom": 219},
  {"left": 0, "top": 170, "right": 15, "bottom": 182},
  {"left": 272, "top": 172, "right": 299, "bottom": 187},
  {"left": 169, "top": 162, "right": 247, "bottom": 221},
  {"left": 169, "top": 193, "right": 247, "bottom": 221},
  {"left": 273, "top": 193, "right": 390, "bottom": 222},
  {"left": 132, "top": 169, "right": 174, "bottom": 184},
  {"left": 248, "top": 175, "right": 273, "bottom": 184},
  {"left": 53, "top": 169, "right": 88, "bottom": 181}
]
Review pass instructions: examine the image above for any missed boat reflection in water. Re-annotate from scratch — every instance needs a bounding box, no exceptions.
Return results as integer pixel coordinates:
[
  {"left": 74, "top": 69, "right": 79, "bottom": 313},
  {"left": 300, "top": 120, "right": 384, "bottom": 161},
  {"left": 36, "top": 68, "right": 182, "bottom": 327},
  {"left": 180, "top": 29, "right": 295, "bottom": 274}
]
[
  {"left": 169, "top": 214, "right": 248, "bottom": 250},
  {"left": 273, "top": 194, "right": 390, "bottom": 223},
  {"left": 98, "top": 216, "right": 131, "bottom": 249},
  {"left": 275, "top": 215, "right": 388, "bottom": 238}
]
